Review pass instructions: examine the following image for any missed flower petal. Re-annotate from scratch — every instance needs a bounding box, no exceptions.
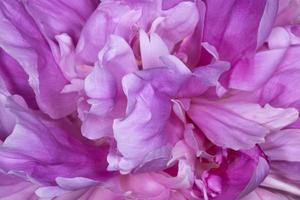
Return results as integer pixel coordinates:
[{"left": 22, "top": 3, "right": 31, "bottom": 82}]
[
  {"left": 203, "top": 0, "right": 268, "bottom": 61},
  {"left": 188, "top": 100, "right": 297, "bottom": 150},
  {"left": 0, "top": 94, "right": 111, "bottom": 185},
  {"left": 0, "top": 0, "right": 77, "bottom": 118}
]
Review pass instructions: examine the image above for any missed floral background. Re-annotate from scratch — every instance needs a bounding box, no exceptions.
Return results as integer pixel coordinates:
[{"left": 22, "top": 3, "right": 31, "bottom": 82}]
[{"left": 0, "top": 0, "right": 299, "bottom": 199}]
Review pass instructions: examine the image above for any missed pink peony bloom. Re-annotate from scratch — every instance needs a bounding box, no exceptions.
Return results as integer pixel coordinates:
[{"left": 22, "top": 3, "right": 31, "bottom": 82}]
[{"left": 0, "top": 0, "right": 300, "bottom": 199}]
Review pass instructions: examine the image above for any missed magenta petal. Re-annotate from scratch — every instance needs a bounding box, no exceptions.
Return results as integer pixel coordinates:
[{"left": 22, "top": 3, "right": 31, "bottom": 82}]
[
  {"left": 203, "top": 0, "right": 267, "bottom": 61},
  {"left": 202, "top": 147, "right": 268, "bottom": 200},
  {"left": 22, "top": 0, "right": 98, "bottom": 42},
  {"left": 230, "top": 48, "right": 286, "bottom": 91},
  {"left": 1, "top": 0, "right": 299, "bottom": 199},
  {"left": 0, "top": 49, "right": 37, "bottom": 108},
  {"left": 0, "top": 94, "right": 111, "bottom": 185},
  {"left": 238, "top": 156, "right": 270, "bottom": 198}
]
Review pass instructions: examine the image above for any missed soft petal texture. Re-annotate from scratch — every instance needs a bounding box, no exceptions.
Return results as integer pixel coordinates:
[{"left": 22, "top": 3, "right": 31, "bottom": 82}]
[
  {"left": 261, "top": 175, "right": 300, "bottom": 197},
  {"left": 76, "top": 1, "right": 142, "bottom": 64},
  {"left": 242, "top": 187, "right": 298, "bottom": 200},
  {"left": 276, "top": 0, "right": 300, "bottom": 26},
  {"left": 203, "top": 0, "right": 269, "bottom": 61},
  {"left": 0, "top": 94, "right": 18, "bottom": 141},
  {"left": 0, "top": 49, "right": 37, "bottom": 108},
  {"left": 22, "top": 0, "right": 98, "bottom": 42},
  {"left": 0, "top": 0, "right": 77, "bottom": 118},
  {"left": 112, "top": 82, "right": 173, "bottom": 173},
  {"left": 175, "top": 0, "right": 205, "bottom": 68},
  {"left": 262, "top": 129, "right": 300, "bottom": 162},
  {"left": 0, "top": 173, "right": 39, "bottom": 200},
  {"left": 82, "top": 35, "right": 137, "bottom": 139},
  {"left": 256, "top": 0, "right": 279, "bottom": 47},
  {"left": 52, "top": 186, "right": 121, "bottom": 200},
  {"left": 139, "top": 30, "right": 169, "bottom": 69},
  {"left": 188, "top": 100, "right": 298, "bottom": 150},
  {"left": 112, "top": 58, "right": 229, "bottom": 173},
  {"left": 0, "top": 93, "right": 111, "bottom": 185},
  {"left": 261, "top": 129, "right": 300, "bottom": 188},
  {"left": 153, "top": 1, "right": 199, "bottom": 49},
  {"left": 2, "top": 0, "right": 300, "bottom": 199},
  {"left": 201, "top": 147, "right": 268, "bottom": 200},
  {"left": 260, "top": 47, "right": 300, "bottom": 112},
  {"left": 229, "top": 48, "right": 286, "bottom": 91},
  {"left": 120, "top": 172, "right": 197, "bottom": 200},
  {"left": 238, "top": 156, "right": 270, "bottom": 198}
]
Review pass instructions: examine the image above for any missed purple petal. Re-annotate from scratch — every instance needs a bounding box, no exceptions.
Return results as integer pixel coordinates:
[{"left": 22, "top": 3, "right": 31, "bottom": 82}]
[
  {"left": 0, "top": 173, "right": 39, "bottom": 200},
  {"left": 188, "top": 100, "right": 297, "bottom": 150},
  {"left": 22, "top": 0, "right": 98, "bottom": 42},
  {"left": 0, "top": 0, "right": 77, "bottom": 118},
  {"left": 203, "top": 0, "right": 268, "bottom": 61},
  {"left": 0, "top": 94, "right": 111, "bottom": 185}
]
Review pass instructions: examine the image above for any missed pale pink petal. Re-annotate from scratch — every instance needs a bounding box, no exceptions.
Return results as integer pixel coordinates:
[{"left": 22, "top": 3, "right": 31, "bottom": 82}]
[
  {"left": 188, "top": 100, "right": 297, "bottom": 150},
  {"left": 154, "top": 1, "right": 199, "bottom": 49},
  {"left": 242, "top": 187, "right": 298, "bottom": 200},
  {"left": 139, "top": 30, "right": 169, "bottom": 69}
]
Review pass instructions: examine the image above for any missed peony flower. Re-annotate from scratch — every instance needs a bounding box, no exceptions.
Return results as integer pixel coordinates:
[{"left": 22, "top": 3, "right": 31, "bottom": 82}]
[{"left": 0, "top": 0, "right": 300, "bottom": 199}]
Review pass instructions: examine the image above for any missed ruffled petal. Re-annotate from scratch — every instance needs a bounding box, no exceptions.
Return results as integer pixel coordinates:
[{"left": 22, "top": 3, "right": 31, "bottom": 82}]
[
  {"left": 201, "top": 147, "right": 268, "bottom": 200},
  {"left": 188, "top": 100, "right": 298, "bottom": 150},
  {"left": 154, "top": 1, "right": 199, "bottom": 49},
  {"left": 81, "top": 35, "right": 137, "bottom": 139},
  {"left": 76, "top": 1, "right": 142, "bottom": 64},
  {"left": 0, "top": 0, "right": 77, "bottom": 118},
  {"left": 0, "top": 93, "right": 111, "bottom": 185}
]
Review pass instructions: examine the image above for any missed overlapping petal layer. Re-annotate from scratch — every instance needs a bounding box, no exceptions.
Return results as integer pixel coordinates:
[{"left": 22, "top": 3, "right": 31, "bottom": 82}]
[{"left": 0, "top": 0, "right": 300, "bottom": 199}]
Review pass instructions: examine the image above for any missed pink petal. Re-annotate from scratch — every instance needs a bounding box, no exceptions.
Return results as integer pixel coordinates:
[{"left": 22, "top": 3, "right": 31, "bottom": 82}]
[
  {"left": 202, "top": 147, "right": 268, "bottom": 200},
  {"left": 139, "top": 30, "right": 169, "bottom": 69},
  {"left": 154, "top": 1, "right": 199, "bottom": 49},
  {"left": 229, "top": 48, "right": 286, "bottom": 91},
  {"left": 22, "top": 0, "right": 98, "bottom": 42},
  {"left": 188, "top": 100, "right": 297, "bottom": 150},
  {"left": 0, "top": 94, "right": 111, "bottom": 185},
  {"left": 203, "top": 0, "right": 268, "bottom": 61},
  {"left": 0, "top": 173, "right": 39, "bottom": 200},
  {"left": 0, "top": 0, "right": 77, "bottom": 118}
]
